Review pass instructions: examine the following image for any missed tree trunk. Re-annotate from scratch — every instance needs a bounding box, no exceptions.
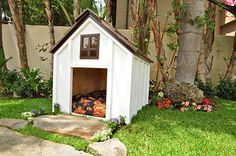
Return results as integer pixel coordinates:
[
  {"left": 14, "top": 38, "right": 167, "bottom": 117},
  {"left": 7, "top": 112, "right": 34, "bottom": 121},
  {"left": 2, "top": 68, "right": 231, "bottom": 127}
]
[
  {"left": 73, "top": 0, "right": 80, "bottom": 20},
  {"left": 226, "top": 33, "right": 236, "bottom": 80},
  {"left": 0, "top": 0, "right": 2, "bottom": 48},
  {"left": 175, "top": 0, "right": 205, "bottom": 84},
  {"left": 8, "top": 0, "right": 28, "bottom": 69},
  {"left": 130, "top": 0, "right": 150, "bottom": 55},
  {"left": 44, "top": 0, "right": 55, "bottom": 47},
  {"left": 0, "top": 0, "right": 7, "bottom": 69},
  {"left": 105, "top": 0, "right": 112, "bottom": 24},
  {"left": 197, "top": 2, "right": 216, "bottom": 82}
]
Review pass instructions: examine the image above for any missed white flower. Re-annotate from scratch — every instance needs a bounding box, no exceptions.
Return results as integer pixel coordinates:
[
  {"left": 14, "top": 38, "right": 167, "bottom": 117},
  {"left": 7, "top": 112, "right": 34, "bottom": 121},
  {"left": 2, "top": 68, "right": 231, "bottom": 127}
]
[{"left": 158, "top": 92, "right": 164, "bottom": 98}]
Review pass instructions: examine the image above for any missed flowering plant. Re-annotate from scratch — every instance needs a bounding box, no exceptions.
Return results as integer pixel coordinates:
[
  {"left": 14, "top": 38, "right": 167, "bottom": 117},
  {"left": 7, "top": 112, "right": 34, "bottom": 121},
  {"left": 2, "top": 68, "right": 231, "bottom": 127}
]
[
  {"left": 149, "top": 91, "right": 164, "bottom": 106},
  {"left": 157, "top": 98, "right": 171, "bottom": 109},
  {"left": 194, "top": 98, "right": 213, "bottom": 112},
  {"left": 178, "top": 98, "right": 214, "bottom": 112},
  {"left": 108, "top": 116, "right": 126, "bottom": 132},
  {"left": 91, "top": 128, "right": 113, "bottom": 142}
]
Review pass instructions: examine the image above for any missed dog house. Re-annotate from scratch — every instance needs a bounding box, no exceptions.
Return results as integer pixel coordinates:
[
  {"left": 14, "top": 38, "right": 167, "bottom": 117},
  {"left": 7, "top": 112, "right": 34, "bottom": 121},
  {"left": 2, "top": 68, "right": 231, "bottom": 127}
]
[{"left": 50, "top": 10, "right": 152, "bottom": 123}]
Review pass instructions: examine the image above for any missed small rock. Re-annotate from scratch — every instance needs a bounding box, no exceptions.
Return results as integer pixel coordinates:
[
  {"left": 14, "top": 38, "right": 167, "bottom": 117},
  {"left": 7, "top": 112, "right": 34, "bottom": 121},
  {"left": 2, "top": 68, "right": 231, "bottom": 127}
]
[
  {"left": 0, "top": 118, "right": 27, "bottom": 129},
  {"left": 89, "top": 138, "right": 127, "bottom": 156}
]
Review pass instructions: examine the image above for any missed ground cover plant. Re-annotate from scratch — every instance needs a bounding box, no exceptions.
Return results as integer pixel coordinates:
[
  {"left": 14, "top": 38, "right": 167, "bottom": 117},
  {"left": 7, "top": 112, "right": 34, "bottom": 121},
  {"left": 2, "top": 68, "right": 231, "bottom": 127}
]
[
  {"left": 0, "top": 98, "right": 88, "bottom": 151},
  {"left": 114, "top": 98, "right": 236, "bottom": 156}
]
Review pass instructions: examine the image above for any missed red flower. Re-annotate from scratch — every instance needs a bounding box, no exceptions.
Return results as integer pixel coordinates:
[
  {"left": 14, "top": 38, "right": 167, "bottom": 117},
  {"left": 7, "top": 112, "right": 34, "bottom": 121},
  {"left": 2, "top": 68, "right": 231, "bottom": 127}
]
[
  {"left": 202, "top": 98, "right": 209, "bottom": 106},
  {"left": 157, "top": 102, "right": 163, "bottom": 109}
]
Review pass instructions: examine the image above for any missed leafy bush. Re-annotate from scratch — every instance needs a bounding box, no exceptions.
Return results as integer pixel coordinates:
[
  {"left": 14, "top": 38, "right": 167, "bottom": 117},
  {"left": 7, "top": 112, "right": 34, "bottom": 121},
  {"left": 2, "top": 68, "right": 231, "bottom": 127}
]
[
  {"left": 216, "top": 77, "right": 236, "bottom": 100},
  {"left": 196, "top": 78, "right": 236, "bottom": 100},
  {"left": 0, "top": 69, "right": 18, "bottom": 93},
  {"left": 195, "top": 80, "right": 217, "bottom": 97},
  {"left": 91, "top": 128, "right": 113, "bottom": 142},
  {"left": 0, "top": 68, "right": 52, "bottom": 98}
]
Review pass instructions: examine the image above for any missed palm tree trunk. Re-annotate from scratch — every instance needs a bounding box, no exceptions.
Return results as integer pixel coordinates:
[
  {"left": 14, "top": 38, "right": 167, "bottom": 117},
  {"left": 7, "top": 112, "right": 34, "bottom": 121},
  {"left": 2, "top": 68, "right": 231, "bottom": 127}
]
[
  {"left": 73, "top": 0, "right": 80, "bottom": 20},
  {"left": 44, "top": 0, "right": 55, "bottom": 47},
  {"left": 197, "top": 2, "right": 216, "bottom": 82},
  {"left": 226, "top": 33, "right": 236, "bottom": 80},
  {"left": 8, "top": 0, "right": 28, "bottom": 69},
  {"left": 175, "top": 0, "right": 205, "bottom": 84}
]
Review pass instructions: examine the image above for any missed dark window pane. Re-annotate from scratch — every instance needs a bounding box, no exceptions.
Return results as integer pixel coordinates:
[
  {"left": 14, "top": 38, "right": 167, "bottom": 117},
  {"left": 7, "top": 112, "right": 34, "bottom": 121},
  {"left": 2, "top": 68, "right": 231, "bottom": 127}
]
[
  {"left": 90, "top": 50, "right": 97, "bottom": 57},
  {"left": 91, "top": 37, "right": 98, "bottom": 48},
  {"left": 81, "top": 50, "right": 88, "bottom": 57},
  {"left": 83, "top": 37, "right": 89, "bottom": 48}
]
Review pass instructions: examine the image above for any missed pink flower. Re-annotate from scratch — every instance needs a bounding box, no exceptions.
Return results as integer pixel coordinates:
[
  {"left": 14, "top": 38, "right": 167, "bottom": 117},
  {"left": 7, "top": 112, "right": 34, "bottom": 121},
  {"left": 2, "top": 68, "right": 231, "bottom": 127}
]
[
  {"left": 181, "top": 101, "right": 185, "bottom": 106},
  {"left": 185, "top": 101, "right": 190, "bottom": 107},
  {"left": 204, "top": 106, "right": 208, "bottom": 111},
  {"left": 180, "top": 107, "right": 185, "bottom": 112},
  {"left": 197, "top": 105, "right": 202, "bottom": 110},
  {"left": 207, "top": 107, "right": 212, "bottom": 112},
  {"left": 192, "top": 102, "right": 197, "bottom": 106}
]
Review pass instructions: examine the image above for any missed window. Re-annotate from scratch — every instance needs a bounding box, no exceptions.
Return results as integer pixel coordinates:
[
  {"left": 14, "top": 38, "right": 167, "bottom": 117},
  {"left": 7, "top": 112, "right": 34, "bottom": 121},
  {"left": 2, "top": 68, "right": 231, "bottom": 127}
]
[{"left": 80, "top": 34, "right": 100, "bottom": 59}]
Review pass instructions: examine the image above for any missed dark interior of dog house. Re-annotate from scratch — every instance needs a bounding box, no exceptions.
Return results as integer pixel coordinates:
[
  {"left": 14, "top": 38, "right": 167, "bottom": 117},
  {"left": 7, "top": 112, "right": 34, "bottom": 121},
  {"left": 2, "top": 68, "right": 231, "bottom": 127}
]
[{"left": 72, "top": 68, "right": 107, "bottom": 118}]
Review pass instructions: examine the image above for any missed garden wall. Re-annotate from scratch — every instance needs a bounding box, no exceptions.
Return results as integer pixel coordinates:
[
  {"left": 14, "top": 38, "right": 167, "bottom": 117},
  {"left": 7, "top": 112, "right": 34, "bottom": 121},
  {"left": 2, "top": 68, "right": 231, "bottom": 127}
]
[{"left": 2, "top": 24, "right": 235, "bottom": 81}]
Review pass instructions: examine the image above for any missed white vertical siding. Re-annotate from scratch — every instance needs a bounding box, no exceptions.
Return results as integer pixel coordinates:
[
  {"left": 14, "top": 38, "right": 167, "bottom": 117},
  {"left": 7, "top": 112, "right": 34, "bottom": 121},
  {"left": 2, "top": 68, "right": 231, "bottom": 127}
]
[
  {"left": 111, "top": 43, "right": 133, "bottom": 123},
  {"left": 53, "top": 44, "right": 72, "bottom": 113},
  {"left": 129, "top": 56, "right": 150, "bottom": 121}
]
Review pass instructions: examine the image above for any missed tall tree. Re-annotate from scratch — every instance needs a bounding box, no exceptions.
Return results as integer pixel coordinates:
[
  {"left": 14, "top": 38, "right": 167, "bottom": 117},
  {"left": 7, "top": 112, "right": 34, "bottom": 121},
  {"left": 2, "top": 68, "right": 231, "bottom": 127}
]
[
  {"left": 8, "top": 0, "right": 28, "bottom": 68},
  {"left": 0, "top": 0, "right": 7, "bottom": 69},
  {"left": 105, "top": 0, "right": 112, "bottom": 24},
  {"left": 175, "top": 0, "right": 205, "bottom": 84},
  {"left": 226, "top": 33, "right": 236, "bottom": 80},
  {"left": 0, "top": 0, "right": 3, "bottom": 49},
  {"left": 130, "top": 0, "right": 150, "bottom": 55},
  {"left": 73, "top": 0, "right": 80, "bottom": 20},
  {"left": 197, "top": 2, "right": 216, "bottom": 82},
  {"left": 44, "top": 0, "right": 55, "bottom": 47}
]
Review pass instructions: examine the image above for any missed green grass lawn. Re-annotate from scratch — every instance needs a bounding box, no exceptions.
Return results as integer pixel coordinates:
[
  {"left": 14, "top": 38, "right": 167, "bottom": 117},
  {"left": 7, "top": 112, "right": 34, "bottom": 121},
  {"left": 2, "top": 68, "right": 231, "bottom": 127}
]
[
  {"left": 0, "top": 98, "right": 52, "bottom": 119},
  {"left": 0, "top": 98, "right": 89, "bottom": 151},
  {"left": 0, "top": 98, "right": 236, "bottom": 155},
  {"left": 114, "top": 99, "right": 236, "bottom": 156}
]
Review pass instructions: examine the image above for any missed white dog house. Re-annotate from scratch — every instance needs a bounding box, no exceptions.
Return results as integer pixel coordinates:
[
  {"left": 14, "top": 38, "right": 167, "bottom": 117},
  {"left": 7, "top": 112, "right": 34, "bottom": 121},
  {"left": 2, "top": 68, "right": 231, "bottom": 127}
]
[{"left": 50, "top": 10, "right": 152, "bottom": 123}]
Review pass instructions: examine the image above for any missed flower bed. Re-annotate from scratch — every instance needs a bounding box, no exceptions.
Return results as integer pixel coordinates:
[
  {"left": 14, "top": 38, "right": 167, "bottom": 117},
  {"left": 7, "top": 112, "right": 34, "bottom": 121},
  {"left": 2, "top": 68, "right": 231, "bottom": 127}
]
[{"left": 150, "top": 92, "right": 215, "bottom": 112}]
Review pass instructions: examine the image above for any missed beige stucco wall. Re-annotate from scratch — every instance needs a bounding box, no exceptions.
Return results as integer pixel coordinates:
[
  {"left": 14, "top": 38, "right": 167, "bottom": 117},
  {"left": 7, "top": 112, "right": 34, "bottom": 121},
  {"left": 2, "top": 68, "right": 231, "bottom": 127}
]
[
  {"left": 3, "top": 24, "right": 69, "bottom": 79},
  {"left": 2, "top": 24, "right": 234, "bottom": 81}
]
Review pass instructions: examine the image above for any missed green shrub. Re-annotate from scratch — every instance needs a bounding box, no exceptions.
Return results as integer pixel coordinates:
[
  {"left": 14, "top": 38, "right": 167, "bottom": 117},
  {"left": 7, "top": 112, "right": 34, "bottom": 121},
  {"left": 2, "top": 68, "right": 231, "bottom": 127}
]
[
  {"left": 216, "top": 77, "right": 236, "bottom": 100},
  {"left": 0, "top": 68, "right": 52, "bottom": 98},
  {"left": 196, "top": 77, "right": 236, "bottom": 101},
  {"left": 0, "top": 69, "right": 18, "bottom": 94},
  {"left": 195, "top": 79, "right": 217, "bottom": 97}
]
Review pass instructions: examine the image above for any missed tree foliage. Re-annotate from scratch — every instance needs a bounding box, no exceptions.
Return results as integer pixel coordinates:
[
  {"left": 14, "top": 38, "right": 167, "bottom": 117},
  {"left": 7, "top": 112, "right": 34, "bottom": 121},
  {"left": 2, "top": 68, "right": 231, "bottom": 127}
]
[{"left": 3, "top": 0, "right": 98, "bottom": 26}]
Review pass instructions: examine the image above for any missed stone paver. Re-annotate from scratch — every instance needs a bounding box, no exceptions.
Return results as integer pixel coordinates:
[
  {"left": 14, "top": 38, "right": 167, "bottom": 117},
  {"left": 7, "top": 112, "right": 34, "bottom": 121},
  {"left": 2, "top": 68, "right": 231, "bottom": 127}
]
[
  {"left": 89, "top": 138, "right": 127, "bottom": 156},
  {"left": 33, "top": 114, "right": 108, "bottom": 140},
  {"left": 0, "top": 127, "right": 92, "bottom": 156},
  {"left": 0, "top": 118, "right": 27, "bottom": 129}
]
